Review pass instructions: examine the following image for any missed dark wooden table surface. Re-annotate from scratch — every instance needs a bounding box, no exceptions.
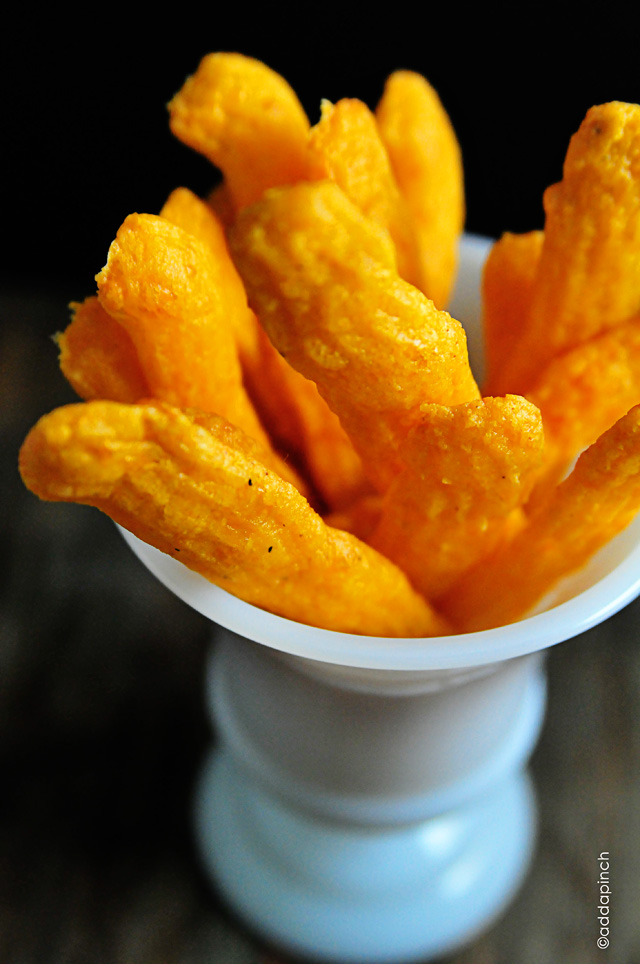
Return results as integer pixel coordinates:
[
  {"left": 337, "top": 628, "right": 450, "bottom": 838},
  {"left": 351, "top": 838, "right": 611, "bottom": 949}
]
[{"left": 2, "top": 291, "right": 640, "bottom": 964}]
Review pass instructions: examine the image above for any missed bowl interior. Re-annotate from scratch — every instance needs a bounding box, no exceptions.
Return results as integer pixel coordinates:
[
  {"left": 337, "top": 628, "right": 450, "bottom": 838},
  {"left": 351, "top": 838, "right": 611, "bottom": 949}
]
[{"left": 120, "top": 235, "right": 640, "bottom": 671}]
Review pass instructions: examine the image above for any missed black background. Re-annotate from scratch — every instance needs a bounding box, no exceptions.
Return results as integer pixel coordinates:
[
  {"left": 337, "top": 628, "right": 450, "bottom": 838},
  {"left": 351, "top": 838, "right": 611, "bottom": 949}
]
[{"left": 5, "top": 9, "right": 640, "bottom": 303}]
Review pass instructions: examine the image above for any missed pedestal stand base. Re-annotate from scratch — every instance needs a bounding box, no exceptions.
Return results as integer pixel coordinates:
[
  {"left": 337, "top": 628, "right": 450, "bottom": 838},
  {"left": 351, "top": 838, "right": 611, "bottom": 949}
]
[{"left": 195, "top": 753, "right": 537, "bottom": 964}]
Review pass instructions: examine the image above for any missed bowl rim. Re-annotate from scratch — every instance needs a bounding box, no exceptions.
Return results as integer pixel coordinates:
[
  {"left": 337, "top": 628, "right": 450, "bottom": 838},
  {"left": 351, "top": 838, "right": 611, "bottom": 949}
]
[{"left": 120, "top": 525, "right": 640, "bottom": 671}]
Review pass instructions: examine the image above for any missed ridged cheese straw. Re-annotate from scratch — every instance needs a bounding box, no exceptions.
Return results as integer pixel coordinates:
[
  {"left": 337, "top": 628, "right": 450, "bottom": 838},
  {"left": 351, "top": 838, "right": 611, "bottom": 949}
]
[
  {"left": 482, "top": 231, "right": 544, "bottom": 394},
  {"left": 160, "top": 187, "right": 367, "bottom": 510},
  {"left": 370, "top": 396, "right": 544, "bottom": 598},
  {"left": 527, "top": 316, "right": 640, "bottom": 490},
  {"left": 168, "top": 52, "right": 311, "bottom": 211},
  {"left": 499, "top": 102, "right": 640, "bottom": 392},
  {"left": 57, "top": 297, "right": 149, "bottom": 404},
  {"left": 19, "top": 400, "right": 449, "bottom": 638},
  {"left": 231, "top": 180, "right": 479, "bottom": 490},
  {"left": 438, "top": 404, "right": 640, "bottom": 631},
  {"left": 376, "top": 70, "right": 465, "bottom": 308},
  {"left": 307, "top": 97, "right": 421, "bottom": 287},
  {"left": 96, "top": 212, "right": 307, "bottom": 491},
  {"left": 159, "top": 186, "right": 261, "bottom": 363}
]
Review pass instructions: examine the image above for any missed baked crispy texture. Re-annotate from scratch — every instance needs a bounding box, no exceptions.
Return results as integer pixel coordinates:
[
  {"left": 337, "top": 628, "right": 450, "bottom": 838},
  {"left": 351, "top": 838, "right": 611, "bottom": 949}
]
[
  {"left": 481, "top": 225, "right": 640, "bottom": 487},
  {"left": 482, "top": 231, "right": 544, "bottom": 394},
  {"left": 499, "top": 102, "right": 640, "bottom": 391},
  {"left": 27, "top": 61, "right": 640, "bottom": 639},
  {"left": 57, "top": 297, "right": 149, "bottom": 403},
  {"left": 19, "top": 400, "right": 449, "bottom": 637},
  {"left": 159, "top": 186, "right": 263, "bottom": 365},
  {"left": 96, "top": 212, "right": 265, "bottom": 438},
  {"left": 307, "top": 98, "right": 421, "bottom": 287},
  {"left": 96, "top": 212, "right": 309, "bottom": 490},
  {"left": 168, "top": 52, "right": 310, "bottom": 211},
  {"left": 370, "top": 397, "right": 544, "bottom": 597},
  {"left": 160, "top": 188, "right": 366, "bottom": 509},
  {"left": 59, "top": 189, "right": 262, "bottom": 408},
  {"left": 231, "top": 180, "right": 479, "bottom": 490},
  {"left": 528, "top": 316, "right": 640, "bottom": 483},
  {"left": 161, "top": 186, "right": 234, "bottom": 261},
  {"left": 438, "top": 404, "right": 640, "bottom": 630},
  {"left": 243, "top": 328, "right": 369, "bottom": 510},
  {"left": 375, "top": 70, "right": 464, "bottom": 308}
]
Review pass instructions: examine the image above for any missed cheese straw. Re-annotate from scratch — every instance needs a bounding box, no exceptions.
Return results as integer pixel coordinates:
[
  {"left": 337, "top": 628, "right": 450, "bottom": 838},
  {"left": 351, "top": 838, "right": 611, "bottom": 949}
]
[
  {"left": 438, "top": 405, "right": 640, "bottom": 631},
  {"left": 527, "top": 316, "right": 640, "bottom": 495},
  {"left": 375, "top": 70, "right": 465, "bottom": 309},
  {"left": 307, "top": 97, "right": 421, "bottom": 288},
  {"left": 168, "top": 52, "right": 311, "bottom": 211},
  {"left": 231, "top": 180, "right": 479, "bottom": 490},
  {"left": 482, "top": 230, "right": 544, "bottom": 393},
  {"left": 498, "top": 102, "right": 640, "bottom": 392},
  {"left": 57, "top": 296, "right": 149, "bottom": 404},
  {"left": 95, "top": 212, "right": 307, "bottom": 491},
  {"left": 160, "top": 186, "right": 367, "bottom": 510},
  {"left": 370, "top": 396, "right": 544, "bottom": 598},
  {"left": 19, "top": 400, "right": 449, "bottom": 638}
]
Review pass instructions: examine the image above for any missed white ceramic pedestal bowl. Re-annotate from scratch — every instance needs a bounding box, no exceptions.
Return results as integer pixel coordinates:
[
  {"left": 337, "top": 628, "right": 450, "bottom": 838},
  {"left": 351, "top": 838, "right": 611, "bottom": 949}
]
[{"left": 121, "top": 236, "right": 640, "bottom": 964}]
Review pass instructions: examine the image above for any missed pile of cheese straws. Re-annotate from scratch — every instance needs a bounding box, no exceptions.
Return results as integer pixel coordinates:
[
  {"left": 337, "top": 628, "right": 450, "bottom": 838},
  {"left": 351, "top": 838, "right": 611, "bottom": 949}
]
[{"left": 19, "top": 54, "right": 640, "bottom": 636}]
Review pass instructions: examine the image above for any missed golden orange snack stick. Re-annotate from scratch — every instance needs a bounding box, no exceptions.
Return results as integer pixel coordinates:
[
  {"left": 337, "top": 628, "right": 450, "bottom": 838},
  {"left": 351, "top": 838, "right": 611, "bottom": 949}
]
[
  {"left": 56, "top": 296, "right": 149, "bottom": 403},
  {"left": 438, "top": 404, "right": 640, "bottom": 631},
  {"left": 96, "top": 212, "right": 264, "bottom": 435},
  {"left": 523, "top": 316, "right": 640, "bottom": 512},
  {"left": 375, "top": 70, "right": 465, "bottom": 309},
  {"left": 481, "top": 229, "right": 640, "bottom": 483},
  {"left": 159, "top": 186, "right": 262, "bottom": 364},
  {"left": 19, "top": 400, "right": 448, "bottom": 638},
  {"left": 307, "top": 98, "right": 421, "bottom": 287},
  {"left": 369, "top": 397, "right": 544, "bottom": 598},
  {"left": 59, "top": 189, "right": 261, "bottom": 408},
  {"left": 160, "top": 187, "right": 366, "bottom": 509},
  {"left": 161, "top": 186, "right": 233, "bottom": 259},
  {"left": 482, "top": 231, "right": 544, "bottom": 395},
  {"left": 528, "top": 316, "right": 640, "bottom": 472},
  {"left": 168, "top": 53, "right": 311, "bottom": 211},
  {"left": 230, "top": 180, "right": 479, "bottom": 490},
  {"left": 96, "top": 212, "right": 308, "bottom": 491},
  {"left": 244, "top": 330, "right": 370, "bottom": 510},
  {"left": 500, "top": 102, "right": 640, "bottom": 392}
]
